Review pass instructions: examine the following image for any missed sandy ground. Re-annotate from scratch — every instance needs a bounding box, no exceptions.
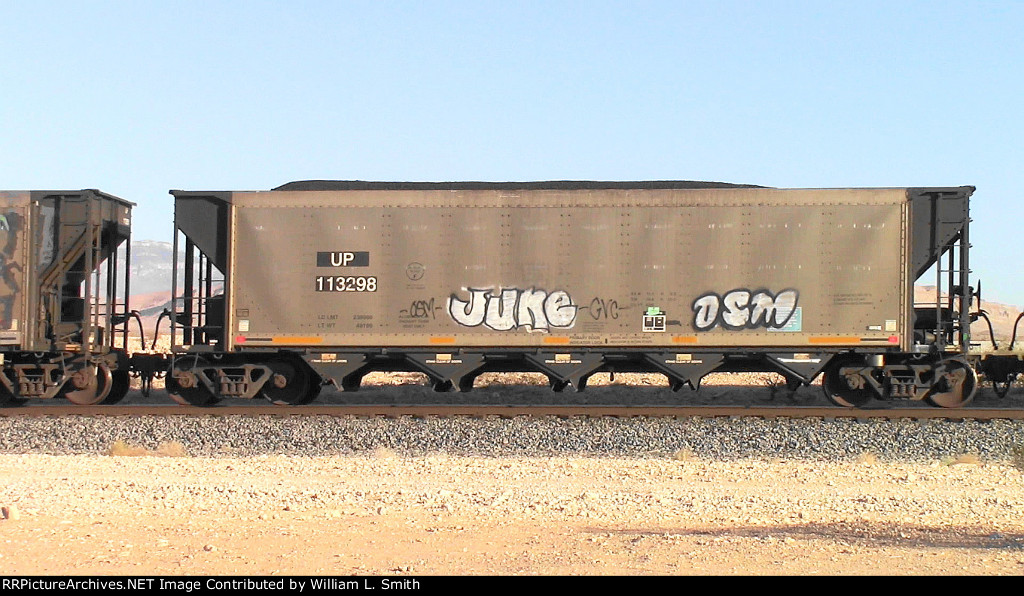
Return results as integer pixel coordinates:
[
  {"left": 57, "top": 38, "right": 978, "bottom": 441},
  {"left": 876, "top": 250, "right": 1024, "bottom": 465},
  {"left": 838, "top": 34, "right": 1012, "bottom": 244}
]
[{"left": 1, "top": 450, "right": 1023, "bottom": 576}]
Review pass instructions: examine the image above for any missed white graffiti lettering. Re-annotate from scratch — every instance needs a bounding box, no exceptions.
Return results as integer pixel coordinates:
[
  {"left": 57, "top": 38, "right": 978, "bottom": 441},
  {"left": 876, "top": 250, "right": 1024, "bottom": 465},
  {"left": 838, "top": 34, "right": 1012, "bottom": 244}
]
[
  {"left": 448, "top": 287, "right": 578, "bottom": 331},
  {"left": 692, "top": 288, "right": 799, "bottom": 331}
]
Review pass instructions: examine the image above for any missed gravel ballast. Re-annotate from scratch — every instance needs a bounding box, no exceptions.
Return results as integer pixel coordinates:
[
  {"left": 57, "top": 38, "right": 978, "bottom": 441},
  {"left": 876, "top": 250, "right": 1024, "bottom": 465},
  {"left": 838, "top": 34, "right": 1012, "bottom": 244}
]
[{"left": 1, "top": 415, "right": 1022, "bottom": 462}]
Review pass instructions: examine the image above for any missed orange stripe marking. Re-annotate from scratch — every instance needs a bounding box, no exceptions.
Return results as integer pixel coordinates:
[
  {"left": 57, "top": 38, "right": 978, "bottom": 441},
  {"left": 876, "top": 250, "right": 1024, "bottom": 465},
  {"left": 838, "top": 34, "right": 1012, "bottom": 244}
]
[
  {"left": 672, "top": 336, "right": 699, "bottom": 343},
  {"left": 271, "top": 336, "right": 324, "bottom": 345},
  {"left": 809, "top": 336, "right": 860, "bottom": 344}
]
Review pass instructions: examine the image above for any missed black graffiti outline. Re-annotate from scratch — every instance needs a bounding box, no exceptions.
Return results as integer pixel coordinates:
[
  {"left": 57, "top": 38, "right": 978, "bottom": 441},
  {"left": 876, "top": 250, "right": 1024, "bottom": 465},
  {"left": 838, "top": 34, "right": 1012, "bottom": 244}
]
[
  {"left": 691, "top": 288, "right": 799, "bottom": 332},
  {"left": 581, "top": 297, "right": 623, "bottom": 321},
  {"left": 399, "top": 298, "right": 443, "bottom": 320}
]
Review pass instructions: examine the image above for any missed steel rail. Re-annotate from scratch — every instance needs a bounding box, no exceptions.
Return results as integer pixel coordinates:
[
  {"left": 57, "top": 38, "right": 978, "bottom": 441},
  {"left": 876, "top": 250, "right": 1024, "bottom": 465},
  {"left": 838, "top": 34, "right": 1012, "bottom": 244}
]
[{"left": 2, "top": 404, "right": 1023, "bottom": 420}]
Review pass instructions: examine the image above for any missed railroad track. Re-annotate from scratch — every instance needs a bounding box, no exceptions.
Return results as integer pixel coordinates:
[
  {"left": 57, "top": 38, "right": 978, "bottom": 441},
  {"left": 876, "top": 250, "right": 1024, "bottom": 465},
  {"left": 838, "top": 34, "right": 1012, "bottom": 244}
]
[{"left": 2, "top": 403, "right": 1023, "bottom": 420}]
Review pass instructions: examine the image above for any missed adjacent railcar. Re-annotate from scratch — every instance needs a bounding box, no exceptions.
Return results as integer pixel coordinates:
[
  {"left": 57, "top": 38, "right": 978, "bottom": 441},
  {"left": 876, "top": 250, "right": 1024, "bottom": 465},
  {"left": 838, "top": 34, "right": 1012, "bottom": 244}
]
[
  {"left": 0, "top": 190, "right": 134, "bottom": 405},
  {"left": 166, "top": 181, "right": 976, "bottom": 408}
]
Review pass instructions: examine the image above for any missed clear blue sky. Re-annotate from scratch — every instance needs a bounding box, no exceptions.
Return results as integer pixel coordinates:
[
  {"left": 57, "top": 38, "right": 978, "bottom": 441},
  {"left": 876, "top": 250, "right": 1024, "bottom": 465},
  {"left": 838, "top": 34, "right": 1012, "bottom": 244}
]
[{"left": 2, "top": 1, "right": 1022, "bottom": 303}]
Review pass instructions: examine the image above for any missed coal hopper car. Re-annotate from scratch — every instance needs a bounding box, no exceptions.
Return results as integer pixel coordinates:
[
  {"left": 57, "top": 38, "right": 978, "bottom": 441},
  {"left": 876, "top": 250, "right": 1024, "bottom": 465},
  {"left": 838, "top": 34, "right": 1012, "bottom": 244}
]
[
  {"left": 0, "top": 190, "right": 135, "bottom": 405},
  {"left": 166, "top": 181, "right": 976, "bottom": 408}
]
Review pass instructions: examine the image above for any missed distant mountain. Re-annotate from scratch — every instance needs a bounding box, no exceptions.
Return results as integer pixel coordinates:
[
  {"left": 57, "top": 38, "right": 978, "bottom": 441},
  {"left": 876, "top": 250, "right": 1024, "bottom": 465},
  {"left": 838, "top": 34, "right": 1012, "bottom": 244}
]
[
  {"left": 129, "top": 240, "right": 177, "bottom": 296},
  {"left": 915, "top": 286, "right": 1024, "bottom": 348}
]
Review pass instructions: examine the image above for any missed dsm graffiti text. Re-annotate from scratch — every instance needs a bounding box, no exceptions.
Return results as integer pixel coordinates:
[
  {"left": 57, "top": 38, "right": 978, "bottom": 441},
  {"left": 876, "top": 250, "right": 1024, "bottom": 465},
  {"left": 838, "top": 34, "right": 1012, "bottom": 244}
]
[{"left": 692, "top": 288, "right": 799, "bottom": 331}]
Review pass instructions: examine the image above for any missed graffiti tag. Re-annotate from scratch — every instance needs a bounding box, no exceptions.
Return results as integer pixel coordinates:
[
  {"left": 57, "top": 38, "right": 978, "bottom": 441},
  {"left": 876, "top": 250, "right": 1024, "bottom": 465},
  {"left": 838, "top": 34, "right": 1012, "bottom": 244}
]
[
  {"left": 400, "top": 298, "right": 443, "bottom": 320},
  {"left": 583, "top": 297, "right": 622, "bottom": 320},
  {"left": 692, "top": 288, "right": 799, "bottom": 331},
  {"left": 448, "top": 287, "right": 578, "bottom": 331}
]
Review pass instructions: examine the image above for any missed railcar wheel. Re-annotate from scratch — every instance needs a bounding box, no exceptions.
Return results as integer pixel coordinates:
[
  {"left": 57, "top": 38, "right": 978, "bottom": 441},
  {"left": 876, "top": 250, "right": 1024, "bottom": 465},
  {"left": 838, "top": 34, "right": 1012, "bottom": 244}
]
[
  {"left": 304, "top": 377, "right": 323, "bottom": 403},
  {"left": 925, "top": 359, "right": 977, "bottom": 408},
  {"left": 262, "top": 357, "right": 320, "bottom": 405},
  {"left": 63, "top": 363, "right": 114, "bottom": 405},
  {"left": 822, "top": 357, "right": 873, "bottom": 408},
  {"left": 167, "top": 357, "right": 219, "bottom": 406},
  {"left": 101, "top": 370, "right": 131, "bottom": 404}
]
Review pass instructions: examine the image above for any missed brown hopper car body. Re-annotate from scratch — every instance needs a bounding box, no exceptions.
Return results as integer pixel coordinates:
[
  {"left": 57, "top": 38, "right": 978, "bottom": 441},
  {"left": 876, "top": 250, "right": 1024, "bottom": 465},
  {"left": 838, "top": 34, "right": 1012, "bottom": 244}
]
[{"left": 164, "top": 182, "right": 976, "bottom": 407}]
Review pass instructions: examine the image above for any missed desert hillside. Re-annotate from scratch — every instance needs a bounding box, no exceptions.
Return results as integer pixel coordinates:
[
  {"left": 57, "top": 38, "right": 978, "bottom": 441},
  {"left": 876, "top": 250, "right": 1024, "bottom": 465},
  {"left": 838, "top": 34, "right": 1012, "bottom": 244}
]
[{"left": 915, "top": 286, "right": 1023, "bottom": 348}]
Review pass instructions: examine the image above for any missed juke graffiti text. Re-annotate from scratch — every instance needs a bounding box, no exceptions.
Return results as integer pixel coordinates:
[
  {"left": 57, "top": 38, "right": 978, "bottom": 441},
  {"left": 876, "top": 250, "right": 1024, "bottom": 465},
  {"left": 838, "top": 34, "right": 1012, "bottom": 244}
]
[{"left": 448, "top": 287, "right": 578, "bottom": 331}]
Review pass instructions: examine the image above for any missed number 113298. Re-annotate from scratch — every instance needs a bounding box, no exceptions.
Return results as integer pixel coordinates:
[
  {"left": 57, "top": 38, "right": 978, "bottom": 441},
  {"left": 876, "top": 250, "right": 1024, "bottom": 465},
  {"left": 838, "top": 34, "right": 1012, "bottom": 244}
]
[{"left": 315, "top": 276, "right": 378, "bottom": 292}]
